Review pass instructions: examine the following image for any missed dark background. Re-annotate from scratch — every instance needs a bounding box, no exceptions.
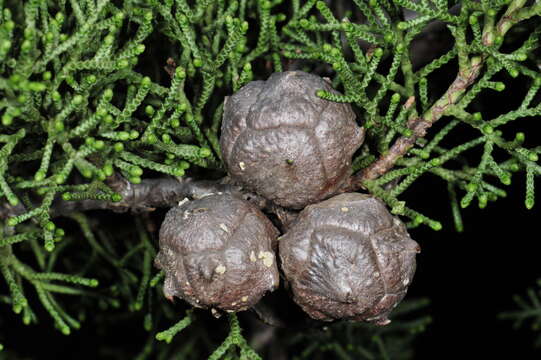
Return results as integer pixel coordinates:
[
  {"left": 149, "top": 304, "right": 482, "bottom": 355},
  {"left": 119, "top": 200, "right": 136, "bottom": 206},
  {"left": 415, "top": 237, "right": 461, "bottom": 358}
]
[{"left": 408, "top": 174, "right": 540, "bottom": 358}]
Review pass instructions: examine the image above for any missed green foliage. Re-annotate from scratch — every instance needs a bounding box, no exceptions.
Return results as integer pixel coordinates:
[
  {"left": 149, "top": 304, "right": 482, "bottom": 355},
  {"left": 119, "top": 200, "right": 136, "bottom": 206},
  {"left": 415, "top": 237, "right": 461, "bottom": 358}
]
[
  {"left": 1, "top": 0, "right": 541, "bottom": 358},
  {"left": 282, "top": 0, "right": 541, "bottom": 231},
  {"left": 501, "top": 280, "right": 541, "bottom": 347},
  {"left": 288, "top": 298, "right": 431, "bottom": 360}
]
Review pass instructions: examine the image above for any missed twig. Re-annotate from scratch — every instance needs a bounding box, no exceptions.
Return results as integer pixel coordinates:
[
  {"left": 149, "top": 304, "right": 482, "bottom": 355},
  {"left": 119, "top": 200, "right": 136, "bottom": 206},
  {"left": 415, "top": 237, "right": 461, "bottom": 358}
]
[
  {"left": 347, "top": 56, "right": 483, "bottom": 186},
  {"left": 0, "top": 174, "right": 298, "bottom": 229}
]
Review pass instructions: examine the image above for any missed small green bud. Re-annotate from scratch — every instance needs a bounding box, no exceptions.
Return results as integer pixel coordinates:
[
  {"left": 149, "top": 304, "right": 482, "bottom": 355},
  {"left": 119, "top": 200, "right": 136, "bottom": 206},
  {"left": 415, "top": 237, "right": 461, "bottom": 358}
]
[
  {"left": 55, "top": 228, "right": 65, "bottom": 238},
  {"left": 161, "top": 134, "right": 171, "bottom": 143},
  {"left": 23, "top": 28, "right": 34, "bottom": 39},
  {"left": 430, "top": 158, "right": 442, "bottom": 166},
  {"left": 276, "top": 14, "right": 287, "bottom": 22},
  {"left": 95, "top": 170, "right": 106, "bottom": 181},
  {"left": 419, "top": 150, "right": 430, "bottom": 159},
  {"left": 384, "top": 32, "right": 394, "bottom": 43},
  {"left": 145, "top": 133, "right": 157, "bottom": 144},
  {"left": 114, "top": 12, "right": 125, "bottom": 22},
  {"left": 117, "top": 59, "right": 129, "bottom": 68},
  {"left": 515, "top": 132, "right": 525, "bottom": 143},
  {"left": 96, "top": 108, "right": 108, "bottom": 118},
  {"left": 54, "top": 120, "right": 65, "bottom": 132},
  {"left": 17, "top": 95, "right": 27, "bottom": 104},
  {"left": 534, "top": 77, "right": 541, "bottom": 86},
  {"left": 342, "top": 21, "right": 354, "bottom": 32},
  {"left": 42, "top": 71, "right": 52, "bottom": 81},
  {"left": 236, "top": 42, "right": 246, "bottom": 53},
  {"left": 145, "top": 105, "right": 155, "bottom": 116},
  {"left": 316, "top": 89, "right": 326, "bottom": 98},
  {"left": 21, "top": 40, "right": 31, "bottom": 52},
  {"left": 373, "top": 48, "right": 383, "bottom": 57},
  {"left": 494, "top": 82, "right": 505, "bottom": 91},
  {"left": 81, "top": 168, "right": 93, "bottom": 178},
  {"left": 130, "top": 130, "right": 139, "bottom": 139},
  {"left": 5, "top": 20, "right": 15, "bottom": 31},
  {"left": 45, "top": 32, "right": 54, "bottom": 42},
  {"left": 104, "top": 34, "right": 114, "bottom": 45},
  {"left": 103, "top": 163, "right": 114, "bottom": 176},
  {"left": 175, "top": 67, "right": 186, "bottom": 79},
  {"left": 130, "top": 167, "right": 143, "bottom": 177},
  {"left": 528, "top": 152, "right": 538, "bottom": 162},
  {"left": 52, "top": 91, "right": 61, "bottom": 102},
  {"left": 199, "top": 147, "right": 212, "bottom": 157},
  {"left": 487, "top": 9, "right": 497, "bottom": 17},
  {"left": 1, "top": 113, "right": 13, "bottom": 126},
  {"left": 482, "top": 124, "right": 493, "bottom": 134},
  {"left": 104, "top": 115, "right": 114, "bottom": 124},
  {"left": 173, "top": 168, "right": 185, "bottom": 177},
  {"left": 28, "top": 82, "right": 46, "bottom": 91},
  {"left": 59, "top": 34, "right": 68, "bottom": 42},
  {"left": 193, "top": 58, "right": 203, "bottom": 68},
  {"left": 118, "top": 131, "right": 130, "bottom": 141},
  {"left": 93, "top": 140, "right": 105, "bottom": 150},
  {"left": 170, "top": 118, "right": 180, "bottom": 128},
  {"left": 34, "top": 171, "right": 46, "bottom": 181},
  {"left": 493, "top": 35, "right": 503, "bottom": 46},
  {"left": 103, "top": 88, "right": 114, "bottom": 101},
  {"left": 45, "top": 221, "right": 56, "bottom": 231},
  {"left": 111, "top": 193, "right": 123, "bottom": 202},
  {"left": 141, "top": 76, "right": 152, "bottom": 87},
  {"left": 330, "top": 48, "right": 341, "bottom": 58},
  {"left": 73, "top": 95, "right": 84, "bottom": 105},
  {"left": 395, "top": 43, "right": 405, "bottom": 52},
  {"left": 478, "top": 193, "right": 488, "bottom": 209},
  {"left": 241, "top": 21, "right": 249, "bottom": 32},
  {"left": 473, "top": 112, "right": 482, "bottom": 121},
  {"left": 322, "top": 43, "right": 332, "bottom": 53},
  {"left": 466, "top": 183, "right": 478, "bottom": 192},
  {"left": 113, "top": 142, "right": 124, "bottom": 152},
  {"left": 397, "top": 22, "right": 408, "bottom": 31},
  {"left": 430, "top": 221, "right": 442, "bottom": 231},
  {"left": 7, "top": 217, "right": 18, "bottom": 227},
  {"left": 144, "top": 11, "right": 153, "bottom": 21},
  {"left": 515, "top": 53, "right": 527, "bottom": 61},
  {"left": 129, "top": 176, "right": 141, "bottom": 184},
  {"left": 9, "top": 74, "right": 22, "bottom": 84},
  {"left": 86, "top": 75, "right": 97, "bottom": 84},
  {"left": 469, "top": 15, "right": 478, "bottom": 25},
  {"left": 508, "top": 68, "right": 519, "bottom": 78},
  {"left": 136, "top": 44, "right": 145, "bottom": 54}
]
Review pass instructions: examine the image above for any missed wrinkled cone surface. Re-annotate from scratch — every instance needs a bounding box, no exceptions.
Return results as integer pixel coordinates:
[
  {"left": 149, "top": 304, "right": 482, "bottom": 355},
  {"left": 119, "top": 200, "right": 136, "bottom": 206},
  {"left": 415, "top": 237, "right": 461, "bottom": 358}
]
[{"left": 279, "top": 193, "right": 420, "bottom": 324}]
